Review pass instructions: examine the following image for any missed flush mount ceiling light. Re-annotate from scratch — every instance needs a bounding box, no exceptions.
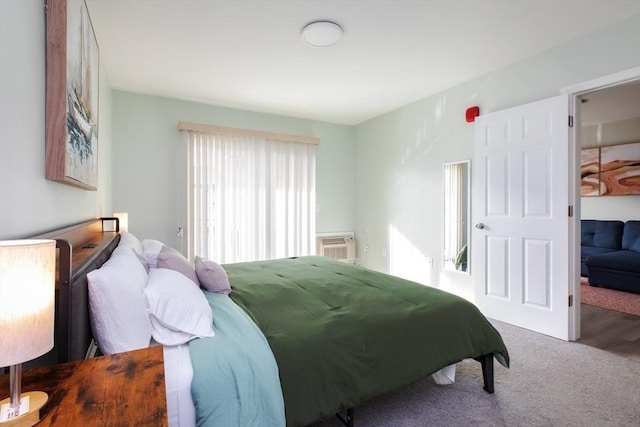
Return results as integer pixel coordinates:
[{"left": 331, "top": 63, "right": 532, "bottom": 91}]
[{"left": 301, "top": 21, "right": 343, "bottom": 47}]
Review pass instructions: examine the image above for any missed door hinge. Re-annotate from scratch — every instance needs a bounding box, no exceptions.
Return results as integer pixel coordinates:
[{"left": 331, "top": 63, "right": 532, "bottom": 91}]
[
  {"left": 568, "top": 115, "right": 574, "bottom": 128},
  {"left": 568, "top": 205, "right": 573, "bottom": 217},
  {"left": 568, "top": 295, "right": 573, "bottom": 307}
]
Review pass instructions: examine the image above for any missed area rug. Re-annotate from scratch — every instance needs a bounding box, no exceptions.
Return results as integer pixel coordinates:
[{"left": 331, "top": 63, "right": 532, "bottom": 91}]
[
  {"left": 311, "top": 319, "right": 640, "bottom": 427},
  {"left": 580, "top": 277, "right": 640, "bottom": 317}
]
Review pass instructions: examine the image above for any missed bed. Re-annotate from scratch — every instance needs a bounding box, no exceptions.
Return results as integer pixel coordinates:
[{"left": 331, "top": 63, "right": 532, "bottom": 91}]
[{"left": 29, "top": 219, "right": 509, "bottom": 427}]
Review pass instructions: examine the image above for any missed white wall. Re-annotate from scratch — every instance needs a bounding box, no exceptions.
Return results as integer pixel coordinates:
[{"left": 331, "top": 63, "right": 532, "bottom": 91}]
[
  {"left": 111, "top": 91, "right": 355, "bottom": 248},
  {"left": 581, "top": 196, "right": 640, "bottom": 221},
  {"left": 0, "top": 0, "right": 113, "bottom": 239},
  {"left": 582, "top": 117, "right": 640, "bottom": 148},
  {"left": 354, "top": 15, "right": 640, "bottom": 298}
]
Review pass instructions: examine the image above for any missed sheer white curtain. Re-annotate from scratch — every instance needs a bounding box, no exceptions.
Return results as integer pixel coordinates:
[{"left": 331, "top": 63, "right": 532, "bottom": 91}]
[{"left": 186, "top": 131, "right": 316, "bottom": 263}]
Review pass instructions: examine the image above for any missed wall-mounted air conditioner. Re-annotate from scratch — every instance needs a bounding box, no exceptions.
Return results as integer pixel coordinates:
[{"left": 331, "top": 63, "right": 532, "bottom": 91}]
[{"left": 316, "top": 232, "right": 356, "bottom": 264}]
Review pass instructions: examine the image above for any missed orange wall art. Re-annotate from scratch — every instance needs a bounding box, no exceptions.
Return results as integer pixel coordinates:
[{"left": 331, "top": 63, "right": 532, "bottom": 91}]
[{"left": 581, "top": 142, "right": 640, "bottom": 196}]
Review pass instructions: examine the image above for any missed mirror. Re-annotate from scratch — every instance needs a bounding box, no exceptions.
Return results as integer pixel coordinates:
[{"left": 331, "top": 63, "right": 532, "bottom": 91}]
[{"left": 443, "top": 161, "right": 470, "bottom": 273}]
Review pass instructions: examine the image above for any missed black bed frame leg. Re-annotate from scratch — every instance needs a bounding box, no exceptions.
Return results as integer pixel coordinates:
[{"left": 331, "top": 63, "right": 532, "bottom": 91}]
[
  {"left": 336, "top": 408, "right": 354, "bottom": 427},
  {"left": 479, "top": 354, "right": 495, "bottom": 394}
]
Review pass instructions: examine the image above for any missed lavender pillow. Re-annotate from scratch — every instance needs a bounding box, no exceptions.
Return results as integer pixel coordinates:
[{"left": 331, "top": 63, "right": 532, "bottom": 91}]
[
  {"left": 194, "top": 256, "right": 231, "bottom": 294},
  {"left": 157, "top": 245, "right": 199, "bottom": 285}
]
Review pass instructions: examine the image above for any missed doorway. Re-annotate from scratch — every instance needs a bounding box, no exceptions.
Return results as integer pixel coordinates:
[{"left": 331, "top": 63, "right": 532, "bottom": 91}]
[
  {"left": 563, "top": 66, "right": 640, "bottom": 342},
  {"left": 470, "top": 68, "right": 639, "bottom": 342}
]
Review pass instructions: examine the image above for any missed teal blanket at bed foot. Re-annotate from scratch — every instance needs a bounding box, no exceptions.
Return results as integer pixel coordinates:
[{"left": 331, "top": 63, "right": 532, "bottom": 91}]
[{"left": 188, "top": 292, "right": 286, "bottom": 427}]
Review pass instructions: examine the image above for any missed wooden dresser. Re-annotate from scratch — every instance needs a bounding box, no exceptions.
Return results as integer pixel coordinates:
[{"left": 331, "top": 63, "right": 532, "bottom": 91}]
[{"left": 0, "top": 346, "right": 167, "bottom": 426}]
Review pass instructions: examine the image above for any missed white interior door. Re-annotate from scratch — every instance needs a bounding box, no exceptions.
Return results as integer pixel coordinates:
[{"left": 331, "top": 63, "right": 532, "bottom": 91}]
[{"left": 472, "top": 95, "right": 570, "bottom": 340}]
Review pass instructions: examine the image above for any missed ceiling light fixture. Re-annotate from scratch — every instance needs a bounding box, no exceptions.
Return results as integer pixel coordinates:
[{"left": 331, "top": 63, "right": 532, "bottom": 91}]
[{"left": 301, "top": 21, "right": 343, "bottom": 48}]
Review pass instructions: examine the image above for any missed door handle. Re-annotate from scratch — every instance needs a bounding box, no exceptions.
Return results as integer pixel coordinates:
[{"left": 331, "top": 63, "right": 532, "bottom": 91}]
[{"left": 475, "top": 223, "right": 486, "bottom": 230}]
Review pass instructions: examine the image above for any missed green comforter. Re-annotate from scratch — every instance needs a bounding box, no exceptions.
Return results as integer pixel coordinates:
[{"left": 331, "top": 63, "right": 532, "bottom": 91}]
[{"left": 226, "top": 256, "right": 509, "bottom": 427}]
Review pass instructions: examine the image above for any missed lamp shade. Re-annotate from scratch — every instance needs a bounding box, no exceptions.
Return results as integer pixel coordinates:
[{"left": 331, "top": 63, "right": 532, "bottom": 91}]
[
  {"left": 0, "top": 239, "right": 56, "bottom": 367},
  {"left": 113, "top": 212, "right": 129, "bottom": 233}
]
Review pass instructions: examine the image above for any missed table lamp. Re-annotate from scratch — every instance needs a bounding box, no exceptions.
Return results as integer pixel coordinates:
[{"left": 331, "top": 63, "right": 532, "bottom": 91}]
[
  {"left": 0, "top": 239, "right": 56, "bottom": 426},
  {"left": 113, "top": 212, "right": 128, "bottom": 233}
]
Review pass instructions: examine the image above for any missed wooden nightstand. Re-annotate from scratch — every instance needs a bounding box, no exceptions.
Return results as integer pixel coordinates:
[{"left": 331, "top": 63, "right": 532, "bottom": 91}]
[{"left": 0, "top": 346, "right": 167, "bottom": 426}]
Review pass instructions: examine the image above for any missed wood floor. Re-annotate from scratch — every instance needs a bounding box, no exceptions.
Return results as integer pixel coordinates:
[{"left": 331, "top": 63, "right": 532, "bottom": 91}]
[{"left": 578, "top": 303, "right": 640, "bottom": 362}]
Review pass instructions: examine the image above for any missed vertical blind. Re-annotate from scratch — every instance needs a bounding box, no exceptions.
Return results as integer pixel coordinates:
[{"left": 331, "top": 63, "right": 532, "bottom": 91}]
[
  {"left": 443, "top": 162, "right": 467, "bottom": 268},
  {"left": 185, "top": 130, "right": 316, "bottom": 263}
]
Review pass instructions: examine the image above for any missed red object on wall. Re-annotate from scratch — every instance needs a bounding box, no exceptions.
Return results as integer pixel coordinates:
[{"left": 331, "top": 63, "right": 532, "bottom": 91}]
[{"left": 465, "top": 106, "right": 480, "bottom": 122}]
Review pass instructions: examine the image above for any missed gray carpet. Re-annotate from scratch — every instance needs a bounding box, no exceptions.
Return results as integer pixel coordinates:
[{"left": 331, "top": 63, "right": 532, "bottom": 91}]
[{"left": 310, "top": 320, "right": 640, "bottom": 427}]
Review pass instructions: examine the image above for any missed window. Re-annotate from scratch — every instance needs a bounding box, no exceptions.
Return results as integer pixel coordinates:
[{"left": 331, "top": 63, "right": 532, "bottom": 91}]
[{"left": 182, "top": 123, "right": 317, "bottom": 263}]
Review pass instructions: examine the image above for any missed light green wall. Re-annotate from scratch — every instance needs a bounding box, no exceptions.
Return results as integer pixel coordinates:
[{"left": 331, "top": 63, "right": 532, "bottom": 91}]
[
  {"left": 354, "top": 15, "right": 640, "bottom": 296},
  {"left": 2, "top": 0, "right": 638, "bottom": 288},
  {"left": 111, "top": 91, "right": 355, "bottom": 248},
  {"left": 0, "top": 0, "right": 112, "bottom": 239}
]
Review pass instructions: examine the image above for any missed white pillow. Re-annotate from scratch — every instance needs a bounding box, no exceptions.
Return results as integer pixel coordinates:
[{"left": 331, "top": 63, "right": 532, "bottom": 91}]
[
  {"left": 118, "top": 232, "right": 143, "bottom": 255},
  {"left": 87, "top": 246, "right": 152, "bottom": 354},
  {"left": 143, "top": 268, "right": 214, "bottom": 346},
  {"left": 118, "top": 232, "right": 149, "bottom": 271},
  {"left": 141, "top": 239, "right": 165, "bottom": 267}
]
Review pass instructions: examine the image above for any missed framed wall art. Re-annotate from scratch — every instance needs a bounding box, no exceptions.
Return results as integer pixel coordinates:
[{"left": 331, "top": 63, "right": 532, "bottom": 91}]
[
  {"left": 600, "top": 142, "right": 640, "bottom": 195},
  {"left": 580, "top": 147, "right": 600, "bottom": 196},
  {"left": 580, "top": 142, "right": 640, "bottom": 196},
  {"left": 46, "top": 0, "right": 99, "bottom": 190}
]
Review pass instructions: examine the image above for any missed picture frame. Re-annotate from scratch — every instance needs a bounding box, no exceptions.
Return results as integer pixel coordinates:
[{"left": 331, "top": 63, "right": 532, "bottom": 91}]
[
  {"left": 580, "top": 142, "right": 640, "bottom": 197},
  {"left": 46, "top": 0, "right": 99, "bottom": 190}
]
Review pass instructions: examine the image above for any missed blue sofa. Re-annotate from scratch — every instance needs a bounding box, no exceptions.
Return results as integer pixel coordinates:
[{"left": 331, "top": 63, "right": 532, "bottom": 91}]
[{"left": 581, "top": 220, "right": 640, "bottom": 294}]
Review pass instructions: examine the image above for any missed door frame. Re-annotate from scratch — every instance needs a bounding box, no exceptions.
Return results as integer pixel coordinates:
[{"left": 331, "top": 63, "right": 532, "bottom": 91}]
[{"left": 561, "top": 66, "right": 640, "bottom": 341}]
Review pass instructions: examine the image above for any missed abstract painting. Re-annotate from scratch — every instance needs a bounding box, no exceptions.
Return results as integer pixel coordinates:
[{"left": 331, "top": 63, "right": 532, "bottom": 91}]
[
  {"left": 46, "top": 0, "right": 99, "bottom": 190},
  {"left": 580, "top": 148, "right": 600, "bottom": 196},
  {"left": 600, "top": 142, "right": 640, "bottom": 196},
  {"left": 580, "top": 142, "right": 640, "bottom": 197}
]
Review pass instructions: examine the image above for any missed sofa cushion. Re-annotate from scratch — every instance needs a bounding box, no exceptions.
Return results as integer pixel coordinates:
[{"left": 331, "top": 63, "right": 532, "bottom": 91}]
[
  {"left": 581, "top": 220, "right": 624, "bottom": 249},
  {"left": 581, "top": 246, "right": 617, "bottom": 261},
  {"left": 622, "top": 220, "right": 640, "bottom": 252},
  {"left": 586, "top": 250, "right": 640, "bottom": 273}
]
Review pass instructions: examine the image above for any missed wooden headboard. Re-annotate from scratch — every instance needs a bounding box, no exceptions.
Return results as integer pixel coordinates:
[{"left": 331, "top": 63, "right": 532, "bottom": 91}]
[{"left": 26, "top": 219, "right": 121, "bottom": 368}]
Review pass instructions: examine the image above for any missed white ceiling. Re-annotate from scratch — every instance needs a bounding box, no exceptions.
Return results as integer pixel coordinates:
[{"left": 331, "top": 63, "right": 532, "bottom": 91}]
[{"left": 85, "top": 0, "right": 640, "bottom": 125}]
